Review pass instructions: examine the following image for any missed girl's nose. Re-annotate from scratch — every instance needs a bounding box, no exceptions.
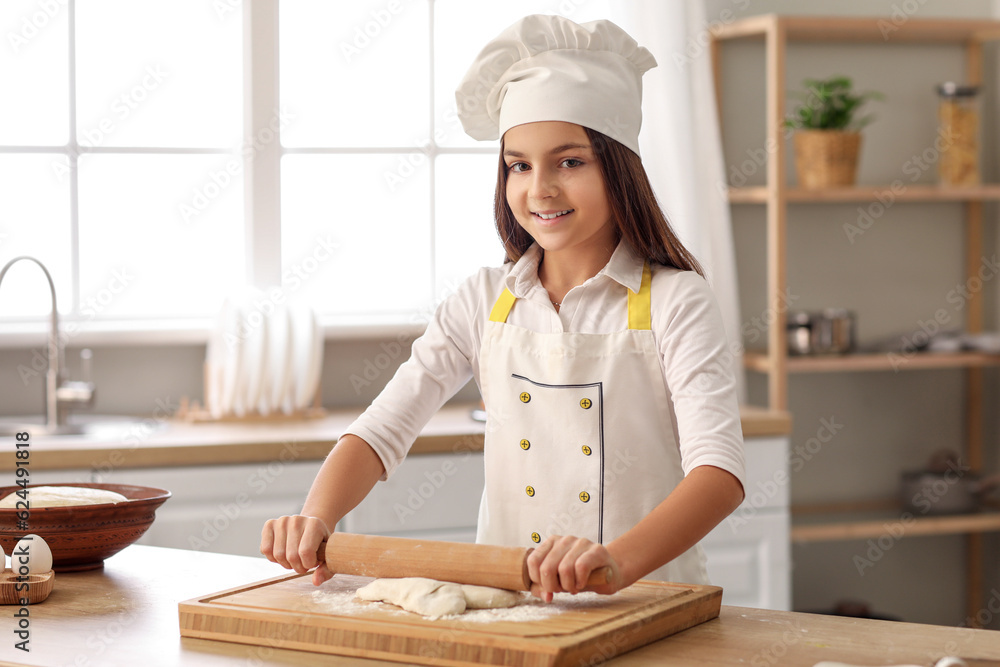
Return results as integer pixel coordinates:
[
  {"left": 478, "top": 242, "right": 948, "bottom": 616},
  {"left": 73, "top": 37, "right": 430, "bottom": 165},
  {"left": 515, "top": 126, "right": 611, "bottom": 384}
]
[{"left": 528, "top": 168, "right": 558, "bottom": 199}]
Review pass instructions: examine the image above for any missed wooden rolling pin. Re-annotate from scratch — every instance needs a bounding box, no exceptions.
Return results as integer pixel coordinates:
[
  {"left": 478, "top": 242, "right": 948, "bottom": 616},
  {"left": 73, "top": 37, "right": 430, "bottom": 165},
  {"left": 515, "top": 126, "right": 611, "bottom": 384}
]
[{"left": 318, "top": 533, "right": 611, "bottom": 592}]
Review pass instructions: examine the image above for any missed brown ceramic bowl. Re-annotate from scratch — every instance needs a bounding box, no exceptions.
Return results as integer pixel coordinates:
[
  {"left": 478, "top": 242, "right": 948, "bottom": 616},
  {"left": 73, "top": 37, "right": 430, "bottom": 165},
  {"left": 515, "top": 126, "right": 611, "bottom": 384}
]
[{"left": 0, "top": 483, "right": 170, "bottom": 571}]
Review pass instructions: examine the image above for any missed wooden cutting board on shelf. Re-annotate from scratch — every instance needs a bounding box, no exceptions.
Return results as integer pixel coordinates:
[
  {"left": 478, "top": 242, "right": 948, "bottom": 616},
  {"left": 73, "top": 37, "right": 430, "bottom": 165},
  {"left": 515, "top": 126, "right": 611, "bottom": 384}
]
[{"left": 179, "top": 573, "right": 721, "bottom": 666}]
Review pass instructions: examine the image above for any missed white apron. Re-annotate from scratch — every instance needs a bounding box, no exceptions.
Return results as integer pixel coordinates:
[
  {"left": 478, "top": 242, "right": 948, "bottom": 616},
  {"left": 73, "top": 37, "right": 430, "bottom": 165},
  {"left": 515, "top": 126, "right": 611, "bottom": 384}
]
[{"left": 475, "top": 263, "right": 708, "bottom": 584}]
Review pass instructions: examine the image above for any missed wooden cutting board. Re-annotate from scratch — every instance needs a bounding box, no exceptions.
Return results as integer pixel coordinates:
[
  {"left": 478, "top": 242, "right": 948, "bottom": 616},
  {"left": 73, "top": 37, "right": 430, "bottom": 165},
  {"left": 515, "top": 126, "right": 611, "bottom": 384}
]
[{"left": 179, "top": 573, "right": 721, "bottom": 666}]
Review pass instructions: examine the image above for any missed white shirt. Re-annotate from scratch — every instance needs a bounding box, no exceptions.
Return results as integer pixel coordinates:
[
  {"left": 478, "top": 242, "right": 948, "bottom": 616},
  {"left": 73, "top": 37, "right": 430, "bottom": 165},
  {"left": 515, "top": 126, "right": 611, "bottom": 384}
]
[{"left": 347, "top": 242, "right": 745, "bottom": 491}]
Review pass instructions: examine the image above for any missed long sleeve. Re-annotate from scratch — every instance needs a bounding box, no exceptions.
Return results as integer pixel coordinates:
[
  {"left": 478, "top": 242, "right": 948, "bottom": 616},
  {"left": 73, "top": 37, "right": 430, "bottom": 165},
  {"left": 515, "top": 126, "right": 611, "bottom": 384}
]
[
  {"left": 344, "top": 274, "right": 482, "bottom": 480},
  {"left": 653, "top": 269, "right": 745, "bottom": 491}
]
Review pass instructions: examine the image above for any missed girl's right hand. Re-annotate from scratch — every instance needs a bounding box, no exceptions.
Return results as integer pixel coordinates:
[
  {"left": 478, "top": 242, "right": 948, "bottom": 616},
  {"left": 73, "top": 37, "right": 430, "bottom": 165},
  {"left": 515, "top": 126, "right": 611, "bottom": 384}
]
[{"left": 260, "top": 515, "right": 333, "bottom": 586}]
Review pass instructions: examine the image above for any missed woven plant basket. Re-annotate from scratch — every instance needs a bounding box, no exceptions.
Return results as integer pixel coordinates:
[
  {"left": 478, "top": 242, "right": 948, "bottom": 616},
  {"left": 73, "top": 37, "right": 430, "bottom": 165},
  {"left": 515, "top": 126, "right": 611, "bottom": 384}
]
[{"left": 793, "top": 130, "right": 861, "bottom": 189}]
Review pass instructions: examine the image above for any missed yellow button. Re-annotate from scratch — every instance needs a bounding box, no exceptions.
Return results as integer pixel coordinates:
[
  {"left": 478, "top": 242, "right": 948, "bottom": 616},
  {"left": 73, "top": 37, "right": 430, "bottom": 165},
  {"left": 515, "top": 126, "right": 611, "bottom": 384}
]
[
  {"left": 580, "top": 398, "right": 592, "bottom": 409},
  {"left": 581, "top": 445, "right": 592, "bottom": 456},
  {"left": 520, "top": 439, "right": 530, "bottom": 450},
  {"left": 530, "top": 532, "right": 541, "bottom": 543},
  {"left": 520, "top": 392, "right": 531, "bottom": 403},
  {"left": 579, "top": 491, "right": 591, "bottom": 503},
  {"left": 526, "top": 486, "right": 535, "bottom": 497}
]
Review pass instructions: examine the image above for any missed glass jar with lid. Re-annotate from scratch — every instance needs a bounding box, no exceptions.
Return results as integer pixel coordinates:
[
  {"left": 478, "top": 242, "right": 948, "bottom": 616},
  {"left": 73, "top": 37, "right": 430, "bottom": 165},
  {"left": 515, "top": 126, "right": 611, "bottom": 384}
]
[{"left": 936, "top": 82, "right": 980, "bottom": 186}]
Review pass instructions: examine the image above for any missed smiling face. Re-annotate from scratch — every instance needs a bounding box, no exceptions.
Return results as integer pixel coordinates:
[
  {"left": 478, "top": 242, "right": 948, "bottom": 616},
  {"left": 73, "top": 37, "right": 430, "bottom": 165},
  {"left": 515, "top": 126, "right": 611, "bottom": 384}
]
[{"left": 502, "top": 121, "right": 616, "bottom": 259}]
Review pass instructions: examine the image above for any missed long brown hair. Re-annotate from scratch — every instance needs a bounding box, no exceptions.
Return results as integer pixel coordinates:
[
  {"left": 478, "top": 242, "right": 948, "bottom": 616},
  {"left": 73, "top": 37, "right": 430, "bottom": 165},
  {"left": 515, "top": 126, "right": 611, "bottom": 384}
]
[{"left": 493, "top": 126, "right": 704, "bottom": 277}]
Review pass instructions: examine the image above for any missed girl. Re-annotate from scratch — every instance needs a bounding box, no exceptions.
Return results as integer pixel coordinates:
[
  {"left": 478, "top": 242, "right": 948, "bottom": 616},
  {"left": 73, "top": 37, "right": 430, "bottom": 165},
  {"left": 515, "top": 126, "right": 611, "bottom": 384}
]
[{"left": 261, "top": 14, "right": 745, "bottom": 601}]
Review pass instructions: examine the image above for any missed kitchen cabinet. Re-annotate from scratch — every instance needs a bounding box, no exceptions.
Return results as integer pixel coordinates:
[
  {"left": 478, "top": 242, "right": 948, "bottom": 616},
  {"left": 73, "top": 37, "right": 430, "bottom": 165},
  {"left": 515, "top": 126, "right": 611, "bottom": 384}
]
[
  {"left": 81, "top": 450, "right": 486, "bottom": 557},
  {"left": 710, "top": 14, "right": 1000, "bottom": 624},
  {"left": 337, "top": 451, "right": 485, "bottom": 543},
  {"left": 37, "top": 456, "right": 485, "bottom": 557},
  {"left": 702, "top": 436, "right": 790, "bottom": 611},
  {"left": 94, "top": 461, "right": 326, "bottom": 557}
]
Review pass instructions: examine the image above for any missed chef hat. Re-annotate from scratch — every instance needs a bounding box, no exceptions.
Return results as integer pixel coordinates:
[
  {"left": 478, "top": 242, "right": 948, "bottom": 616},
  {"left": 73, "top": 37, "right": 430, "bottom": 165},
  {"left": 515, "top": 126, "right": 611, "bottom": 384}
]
[{"left": 455, "top": 14, "right": 657, "bottom": 156}]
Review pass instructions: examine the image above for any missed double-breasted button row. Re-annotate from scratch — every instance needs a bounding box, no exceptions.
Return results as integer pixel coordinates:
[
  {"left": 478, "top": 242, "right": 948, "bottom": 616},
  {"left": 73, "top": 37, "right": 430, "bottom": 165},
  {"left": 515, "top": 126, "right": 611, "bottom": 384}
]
[
  {"left": 517, "top": 440, "right": 590, "bottom": 456},
  {"left": 523, "top": 486, "right": 590, "bottom": 502},
  {"left": 516, "top": 440, "right": 593, "bottom": 455},
  {"left": 515, "top": 391, "right": 592, "bottom": 408},
  {"left": 517, "top": 390, "right": 594, "bottom": 548},
  {"left": 516, "top": 442, "right": 592, "bottom": 457}
]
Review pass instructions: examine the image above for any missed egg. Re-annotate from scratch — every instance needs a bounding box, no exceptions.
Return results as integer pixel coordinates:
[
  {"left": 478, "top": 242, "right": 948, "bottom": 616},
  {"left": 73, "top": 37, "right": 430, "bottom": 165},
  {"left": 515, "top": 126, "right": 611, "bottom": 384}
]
[
  {"left": 13, "top": 535, "right": 52, "bottom": 575},
  {"left": 0, "top": 543, "right": 5, "bottom": 574}
]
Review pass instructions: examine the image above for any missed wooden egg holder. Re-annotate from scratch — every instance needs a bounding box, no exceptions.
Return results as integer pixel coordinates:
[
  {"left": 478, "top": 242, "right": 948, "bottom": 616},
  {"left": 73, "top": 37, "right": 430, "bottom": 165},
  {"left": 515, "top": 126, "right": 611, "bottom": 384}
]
[
  {"left": 0, "top": 571, "right": 54, "bottom": 605},
  {"left": 175, "top": 363, "right": 327, "bottom": 424}
]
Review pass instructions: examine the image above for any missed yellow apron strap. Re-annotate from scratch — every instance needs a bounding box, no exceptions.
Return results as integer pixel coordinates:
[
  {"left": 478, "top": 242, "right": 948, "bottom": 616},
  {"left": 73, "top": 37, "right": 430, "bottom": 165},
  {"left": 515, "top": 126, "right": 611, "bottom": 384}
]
[
  {"left": 489, "top": 288, "right": 517, "bottom": 323},
  {"left": 491, "top": 267, "right": 648, "bottom": 327},
  {"left": 628, "top": 262, "right": 652, "bottom": 330}
]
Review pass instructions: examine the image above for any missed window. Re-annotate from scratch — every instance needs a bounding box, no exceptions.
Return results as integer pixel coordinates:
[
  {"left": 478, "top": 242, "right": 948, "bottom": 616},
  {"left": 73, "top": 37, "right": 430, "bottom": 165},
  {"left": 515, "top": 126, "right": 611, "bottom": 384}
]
[
  {"left": 278, "top": 0, "right": 507, "bottom": 322},
  {"left": 0, "top": 0, "right": 244, "bottom": 328},
  {"left": 0, "top": 0, "right": 614, "bottom": 336}
]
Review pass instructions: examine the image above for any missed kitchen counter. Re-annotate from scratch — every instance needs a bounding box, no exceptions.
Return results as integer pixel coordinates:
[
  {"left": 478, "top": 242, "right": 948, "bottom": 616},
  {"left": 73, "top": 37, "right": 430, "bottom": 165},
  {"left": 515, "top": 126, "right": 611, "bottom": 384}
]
[
  {"left": 2, "top": 403, "right": 790, "bottom": 472},
  {"left": 2, "top": 544, "right": 996, "bottom": 667}
]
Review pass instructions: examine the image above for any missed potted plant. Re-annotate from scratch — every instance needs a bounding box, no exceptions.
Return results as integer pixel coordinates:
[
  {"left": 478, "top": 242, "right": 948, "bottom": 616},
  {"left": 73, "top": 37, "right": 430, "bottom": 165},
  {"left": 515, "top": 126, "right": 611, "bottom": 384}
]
[{"left": 785, "top": 76, "right": 882, "bottom": 189}]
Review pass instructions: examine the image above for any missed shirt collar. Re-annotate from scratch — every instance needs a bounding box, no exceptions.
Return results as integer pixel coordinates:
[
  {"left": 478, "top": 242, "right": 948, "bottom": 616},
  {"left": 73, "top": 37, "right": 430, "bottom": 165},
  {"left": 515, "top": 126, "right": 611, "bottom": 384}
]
[
  {"left": 601, "top": 241, "right": 646, "bottom": 293},
  {"left": 504, "top": 244, "right": 544, "bottom": 298},
  {"left": 503, "top": 241, "right": 646, "bottom": 297}
]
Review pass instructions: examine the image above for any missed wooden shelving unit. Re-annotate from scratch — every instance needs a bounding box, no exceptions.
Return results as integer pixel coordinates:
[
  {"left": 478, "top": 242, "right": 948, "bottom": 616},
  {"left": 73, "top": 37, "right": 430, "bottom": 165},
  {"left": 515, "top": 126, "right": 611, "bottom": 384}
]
[
  {"left": 711, "top": 14, "right": 1000, "bottom": 625},
  {"left": 729, "top": 183, "right": 1000, "bottom": 204},
  {"left": 792, "top": 510, "right": 1000, "bottom": 543},
  {"left": 790, "top": 497, "right": 1000, "bottom": 542},
  {"left": 744, "top": 350, "right": 1000, "bottom": 373}
]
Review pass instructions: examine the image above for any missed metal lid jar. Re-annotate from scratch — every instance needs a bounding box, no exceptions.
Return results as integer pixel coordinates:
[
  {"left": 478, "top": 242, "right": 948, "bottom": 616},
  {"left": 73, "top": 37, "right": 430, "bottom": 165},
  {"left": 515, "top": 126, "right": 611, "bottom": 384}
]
[{"left": 936, "top": 82, "right": 980, "bottom": 186}]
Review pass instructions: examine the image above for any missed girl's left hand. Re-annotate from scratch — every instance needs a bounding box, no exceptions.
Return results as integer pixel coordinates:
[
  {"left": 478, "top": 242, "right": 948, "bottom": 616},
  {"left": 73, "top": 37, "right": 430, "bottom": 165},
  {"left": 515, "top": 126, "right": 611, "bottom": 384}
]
[{"left": 526, "top": 535, "right": 623, "bottom": 602}]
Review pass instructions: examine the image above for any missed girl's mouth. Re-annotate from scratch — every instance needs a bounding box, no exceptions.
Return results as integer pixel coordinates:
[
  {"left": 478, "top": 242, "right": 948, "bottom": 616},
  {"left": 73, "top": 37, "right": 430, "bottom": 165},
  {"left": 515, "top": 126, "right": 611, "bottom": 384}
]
[{"left": 532, "top": 209, "right": 573, "bottom": 222}]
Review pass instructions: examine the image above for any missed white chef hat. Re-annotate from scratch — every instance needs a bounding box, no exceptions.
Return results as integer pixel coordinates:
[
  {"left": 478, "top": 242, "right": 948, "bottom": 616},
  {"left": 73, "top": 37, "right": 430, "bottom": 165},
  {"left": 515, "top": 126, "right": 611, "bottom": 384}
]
[{"left": 455, "top": 14, "right": 657, "bottom": 156}]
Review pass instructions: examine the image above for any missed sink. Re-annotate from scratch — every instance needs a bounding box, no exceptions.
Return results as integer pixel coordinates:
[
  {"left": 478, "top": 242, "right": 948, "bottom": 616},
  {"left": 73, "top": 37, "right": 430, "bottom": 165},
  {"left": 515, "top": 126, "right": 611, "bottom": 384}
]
[{"left": 0, "top": 415, "right": 167, "bottom": 439}]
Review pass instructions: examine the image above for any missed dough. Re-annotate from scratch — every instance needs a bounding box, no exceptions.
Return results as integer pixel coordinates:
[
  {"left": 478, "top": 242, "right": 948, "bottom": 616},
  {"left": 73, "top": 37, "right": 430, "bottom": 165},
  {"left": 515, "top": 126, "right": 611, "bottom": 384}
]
[
  {"left": 355, "top": 577, "right": 521, "bottom": 618},
  {"left": 356, "top": 578, "right": 466, "bottom": 618},
  {"left": 460, "top": 584, "right": 522, "bottom": 610},
  {"left": 0, "top": 486, "right": 128, "bottom": 508}
]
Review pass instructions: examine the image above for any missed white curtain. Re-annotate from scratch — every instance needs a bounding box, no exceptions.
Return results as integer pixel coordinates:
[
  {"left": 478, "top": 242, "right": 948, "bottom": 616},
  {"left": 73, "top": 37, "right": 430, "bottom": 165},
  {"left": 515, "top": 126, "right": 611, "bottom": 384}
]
[{"left": 611, "top": 0, "right": 746, "bottom": 402}]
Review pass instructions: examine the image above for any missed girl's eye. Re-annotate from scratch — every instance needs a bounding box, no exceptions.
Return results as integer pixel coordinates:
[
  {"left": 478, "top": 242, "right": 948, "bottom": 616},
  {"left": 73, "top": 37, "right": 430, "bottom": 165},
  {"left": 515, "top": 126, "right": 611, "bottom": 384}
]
[
  {"left": 561, "top": 158, "right": 583, "bottom": 168},
  {"left": 508, "top": 162, "right": 529, "bottom": 173}
]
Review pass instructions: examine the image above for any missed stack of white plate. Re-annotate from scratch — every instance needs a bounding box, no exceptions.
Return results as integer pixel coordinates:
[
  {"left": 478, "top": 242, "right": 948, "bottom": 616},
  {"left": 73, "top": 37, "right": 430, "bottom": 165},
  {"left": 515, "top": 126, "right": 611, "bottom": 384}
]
[{"left": 205, "top": 290, "right": 323, "bottom": 418}]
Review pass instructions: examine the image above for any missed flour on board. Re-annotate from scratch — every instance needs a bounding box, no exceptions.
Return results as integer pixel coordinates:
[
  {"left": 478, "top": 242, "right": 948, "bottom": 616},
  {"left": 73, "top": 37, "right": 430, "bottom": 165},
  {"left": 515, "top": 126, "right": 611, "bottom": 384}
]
[{"left": 310, "top": 588, "right": 614, "bottom": 623}]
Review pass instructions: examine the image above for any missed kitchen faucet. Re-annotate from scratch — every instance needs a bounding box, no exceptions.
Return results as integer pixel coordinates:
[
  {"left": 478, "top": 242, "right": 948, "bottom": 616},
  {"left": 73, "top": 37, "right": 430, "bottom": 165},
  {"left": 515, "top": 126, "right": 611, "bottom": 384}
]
[{"left": 0, "top": 255, "right": 96, "bottom": 434}]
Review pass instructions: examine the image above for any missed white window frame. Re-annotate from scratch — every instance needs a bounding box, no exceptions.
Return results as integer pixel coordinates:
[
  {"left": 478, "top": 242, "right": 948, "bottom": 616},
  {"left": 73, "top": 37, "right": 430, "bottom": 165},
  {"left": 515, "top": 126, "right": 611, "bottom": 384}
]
[{"left": 245, "top": 0, "right": 281, "bottom": 293}]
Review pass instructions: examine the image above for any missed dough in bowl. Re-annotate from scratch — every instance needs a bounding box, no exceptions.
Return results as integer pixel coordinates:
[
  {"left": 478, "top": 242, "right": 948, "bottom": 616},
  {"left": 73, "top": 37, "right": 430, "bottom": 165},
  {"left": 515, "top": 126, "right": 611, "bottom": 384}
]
[
  {"left": 0, "top": 486, "right": 129, "bottom": 508},
  {"left": 356, "top": 577, "right": 522, "bottom": 618}
]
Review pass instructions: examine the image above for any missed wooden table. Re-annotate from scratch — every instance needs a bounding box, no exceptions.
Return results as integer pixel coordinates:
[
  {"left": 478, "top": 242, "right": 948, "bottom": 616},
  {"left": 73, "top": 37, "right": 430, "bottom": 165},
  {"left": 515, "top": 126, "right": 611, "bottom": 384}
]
[{"left": 1, "top": 545, "right": 997, "bottom": 667}]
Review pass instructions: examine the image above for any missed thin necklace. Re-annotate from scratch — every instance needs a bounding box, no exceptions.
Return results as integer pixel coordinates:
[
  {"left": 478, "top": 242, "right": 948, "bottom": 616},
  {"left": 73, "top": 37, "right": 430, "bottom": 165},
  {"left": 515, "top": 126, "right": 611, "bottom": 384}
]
[{"left": 551, "top": 300, "right": 561, "bottom": 307}]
